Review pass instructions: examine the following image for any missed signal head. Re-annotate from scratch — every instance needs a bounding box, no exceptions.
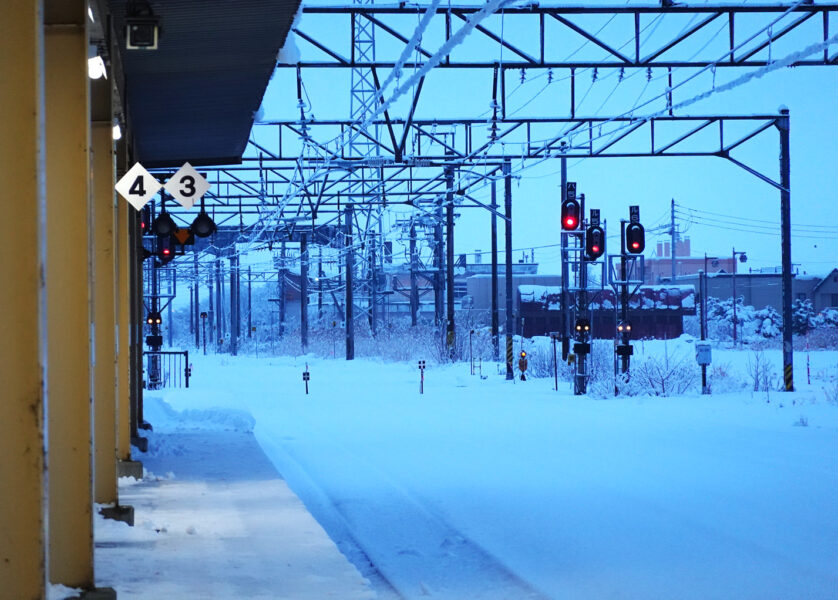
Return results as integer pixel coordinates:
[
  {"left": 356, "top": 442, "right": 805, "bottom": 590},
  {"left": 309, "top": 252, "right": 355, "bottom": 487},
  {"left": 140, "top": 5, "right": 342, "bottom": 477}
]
[
  {"left": 585, "top": 225, "right": 605, "bottom": 260},
  {"left": 153, "top": 211, "right": 177, "bottom": 238},
  {"left": 191, "top": 210, "right": 217, "bottom": 238},
  {"left": 561, "top": 198, "right": 581, "bottom": 231},
  {"left": 625, "top": 223, "right": 645, "bottom": 254}
]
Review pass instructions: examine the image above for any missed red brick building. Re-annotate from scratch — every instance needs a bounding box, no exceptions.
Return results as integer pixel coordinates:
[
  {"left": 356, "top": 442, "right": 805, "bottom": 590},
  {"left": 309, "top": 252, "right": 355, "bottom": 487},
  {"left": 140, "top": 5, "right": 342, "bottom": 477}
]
[{"left": 644, "top": 238, "right": 736, "bottom": 284}]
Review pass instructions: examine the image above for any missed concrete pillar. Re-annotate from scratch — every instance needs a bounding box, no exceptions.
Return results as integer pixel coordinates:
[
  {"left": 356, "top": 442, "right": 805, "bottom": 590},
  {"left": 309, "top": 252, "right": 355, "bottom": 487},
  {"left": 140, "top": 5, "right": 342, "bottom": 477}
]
[
  {"left": 44, "top": 2, "right": 95, "bottom": 587},
  {"left": 91, "top": 80, "right": 118, "bottom": 505},
  {"left": 0, "top": 2, "right": 48, "bottom": 597},
  {"left": 115, "top": 180, "right": 134, "bottom": 465}
]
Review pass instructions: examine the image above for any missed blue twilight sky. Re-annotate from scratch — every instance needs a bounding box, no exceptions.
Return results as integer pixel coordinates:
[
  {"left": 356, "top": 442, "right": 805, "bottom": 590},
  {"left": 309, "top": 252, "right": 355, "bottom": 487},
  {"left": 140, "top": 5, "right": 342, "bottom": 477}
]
[{"left": 254, "top": 1, "right": 838, "bottom": 277}]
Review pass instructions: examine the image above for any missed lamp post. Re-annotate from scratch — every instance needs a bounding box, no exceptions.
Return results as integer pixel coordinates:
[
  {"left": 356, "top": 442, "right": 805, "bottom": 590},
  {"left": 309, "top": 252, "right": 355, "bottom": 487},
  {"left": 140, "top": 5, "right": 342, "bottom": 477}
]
[
  {"left": 732, "top": 248, "right": 748, "bottom": 345},
  {"left": 702, "top": 253, "right": 718, "bottom": 340}
]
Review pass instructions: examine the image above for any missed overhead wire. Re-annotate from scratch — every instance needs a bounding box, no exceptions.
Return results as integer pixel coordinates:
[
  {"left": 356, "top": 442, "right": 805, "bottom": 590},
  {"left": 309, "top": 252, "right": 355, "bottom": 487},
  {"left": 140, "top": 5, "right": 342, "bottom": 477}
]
[{"left": 187, "top": 1, "right": 836, "bottom": 276}]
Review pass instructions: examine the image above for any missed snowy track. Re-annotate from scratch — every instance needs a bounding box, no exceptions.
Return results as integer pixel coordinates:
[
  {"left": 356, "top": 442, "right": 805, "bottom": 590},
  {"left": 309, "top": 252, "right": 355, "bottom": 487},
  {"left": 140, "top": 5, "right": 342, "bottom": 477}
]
[
  {"left": 259, "top": 423, "right": 548, "bottom": 600},
  {"left": 163, "top": 347, "right": 838, "bottom": 599}
]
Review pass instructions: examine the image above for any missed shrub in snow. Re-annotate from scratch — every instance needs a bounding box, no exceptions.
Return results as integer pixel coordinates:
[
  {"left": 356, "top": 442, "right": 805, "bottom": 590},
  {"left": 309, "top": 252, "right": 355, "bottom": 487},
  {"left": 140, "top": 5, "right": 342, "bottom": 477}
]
[
  {"left": 625, "top": 348, "right": 698, "bottom": 396},
  {"left": 806, "top": 309, "right": 838, "bottom": 349},
  {"left": 792, "top": 299, "right": 815, "bottom": 335},
  {"left": 815, "top": 308, "right": 838, "bottom": 328},
  {"left": 612, "top": 371, "right": 650, "bottom": 397},
  {"left": 746, "top": 349, "right": 778, "bottom": 392},
  {"left": 682, "top": 315, "right": 700, "bottom": 338},
  {"left": 705, "top": 297, "right": 737, "bottom": 341},
  {"left": 744, "top": 305, "right": 782, "bottom": 342},
  {"left": 585, "top": 340, "right": 621, "bottom": 398},
  {"left": 707, "top": 361, "right": 748, "bottom": 393},
  {"left": 822, "top": 366, "right": 838, "bottom": 405},
  {"left": 704, "top": 297, "right": 783, "bottom": 345}
]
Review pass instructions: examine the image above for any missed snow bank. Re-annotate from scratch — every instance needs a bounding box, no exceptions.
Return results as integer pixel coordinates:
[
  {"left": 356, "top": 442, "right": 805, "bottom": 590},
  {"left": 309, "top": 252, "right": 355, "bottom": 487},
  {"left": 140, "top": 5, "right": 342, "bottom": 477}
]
[{"left": 142, "top": 395, "right": 255, "bottom": 434}]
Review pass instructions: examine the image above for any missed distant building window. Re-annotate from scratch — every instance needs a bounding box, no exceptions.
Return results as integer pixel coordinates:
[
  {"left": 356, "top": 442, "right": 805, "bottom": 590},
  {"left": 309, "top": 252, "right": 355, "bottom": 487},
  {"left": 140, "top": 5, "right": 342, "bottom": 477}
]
[{"left": 832, "top": 293, "right": 838, "bottom": 307}]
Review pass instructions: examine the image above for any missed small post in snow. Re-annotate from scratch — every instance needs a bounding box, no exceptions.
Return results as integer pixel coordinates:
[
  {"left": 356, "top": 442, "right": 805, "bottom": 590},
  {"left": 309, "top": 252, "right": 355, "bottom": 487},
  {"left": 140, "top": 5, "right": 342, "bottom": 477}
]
[
  {"left": 469, "top": 329, "right": 475, "bottom": 375},
  {"left": 418, "top": 360, "right": 426, "bottom": 394},
  {"left": 303, "top": 364, "right": 310, "bottom": 395},
  {"left": 518, "top": 351, "right": 528, "bottom": 382}
]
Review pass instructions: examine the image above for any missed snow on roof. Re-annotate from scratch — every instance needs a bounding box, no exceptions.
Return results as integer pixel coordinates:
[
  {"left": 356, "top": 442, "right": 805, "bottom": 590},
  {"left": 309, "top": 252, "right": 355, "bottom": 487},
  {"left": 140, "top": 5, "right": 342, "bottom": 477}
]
[
  {"left": 520, "top": 285, "right": 696, "bottom": 313},
  {"left": 518, "top": 285, "right": 562, "bottom": 310},
  {"left": 518, "top": 284, "right": 562, "bottom": 299}
]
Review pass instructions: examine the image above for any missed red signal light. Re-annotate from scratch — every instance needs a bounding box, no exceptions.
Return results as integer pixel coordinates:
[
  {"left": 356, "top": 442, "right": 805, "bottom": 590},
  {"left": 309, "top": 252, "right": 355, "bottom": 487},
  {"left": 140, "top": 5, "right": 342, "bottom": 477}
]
[
  {"left": 561, "top": 198, "right": 581, "bottom": 231},
  {"left": 585, "top": 224, "right": 605, "bottom": 260},
  {"left": 626, "top": 222, "right": 645, "bottom": 254},
  {"left": 162, "top": 248, "right": 171, "bottom": 256}
]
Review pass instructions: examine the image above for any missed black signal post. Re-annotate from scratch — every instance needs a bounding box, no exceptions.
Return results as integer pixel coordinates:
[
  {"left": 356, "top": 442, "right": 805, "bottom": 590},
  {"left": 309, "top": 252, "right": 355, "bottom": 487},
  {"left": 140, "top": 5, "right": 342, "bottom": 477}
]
[{"left": 200, "top": 311, "right": 208, "bottom": 355}]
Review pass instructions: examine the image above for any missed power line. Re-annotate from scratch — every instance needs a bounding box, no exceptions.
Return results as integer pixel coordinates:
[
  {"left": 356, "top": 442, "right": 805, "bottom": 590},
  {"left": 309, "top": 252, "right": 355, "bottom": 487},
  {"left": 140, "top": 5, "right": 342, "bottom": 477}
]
[{"left": 676, "top": 203, "right": 838, "bottom": 231}]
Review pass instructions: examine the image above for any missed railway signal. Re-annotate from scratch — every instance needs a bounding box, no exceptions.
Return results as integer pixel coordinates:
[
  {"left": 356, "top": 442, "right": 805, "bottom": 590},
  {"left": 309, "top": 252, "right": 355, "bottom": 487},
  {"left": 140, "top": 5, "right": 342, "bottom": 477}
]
[
  {"left": 562, "top": 181, "right": 580, "bottom": 230},
  {"left": 585, "top": 225, "right": 605, "bottom": 260},
  {"left": 626, "top": 205, "right": 645, "bottom": 254},
  {"left": 157, "top": 236, "right": 175, "bottom": 265},
  {"left": 626, "top": 223, "right": 645, "bottom": 254},
  {"left": 561, "top": 197, "right": 581, "bottom": 230},
  {"left": 152, "top": 206, "right": 177, "bottom": 237},
  {"left": 190, "top": 202, "right": 217, "bottom": 238},
  {"left": 574, "top": 318, "right": 590, "bottom": 334},
  {"left": 518, "top": 351, "right": 528, "bottom": 381}
]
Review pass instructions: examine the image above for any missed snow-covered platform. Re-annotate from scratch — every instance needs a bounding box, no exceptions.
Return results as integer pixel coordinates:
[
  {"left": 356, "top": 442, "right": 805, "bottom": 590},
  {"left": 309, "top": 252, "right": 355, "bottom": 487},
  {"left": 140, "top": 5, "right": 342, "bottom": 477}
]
[{"left": 94, "top": 427, "right": 375, "bottom": 600}]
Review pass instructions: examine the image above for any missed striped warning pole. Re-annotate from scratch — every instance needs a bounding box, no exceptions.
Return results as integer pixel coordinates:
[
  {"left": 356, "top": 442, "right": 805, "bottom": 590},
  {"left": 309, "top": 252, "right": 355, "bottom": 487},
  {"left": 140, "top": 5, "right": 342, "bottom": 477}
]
[{"left": 506, "top": 335, "right": 514, "bottom": 380}]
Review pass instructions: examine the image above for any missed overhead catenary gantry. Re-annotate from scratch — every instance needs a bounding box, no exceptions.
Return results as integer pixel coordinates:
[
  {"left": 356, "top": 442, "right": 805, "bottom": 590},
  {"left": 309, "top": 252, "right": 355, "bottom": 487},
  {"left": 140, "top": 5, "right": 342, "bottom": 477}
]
[
  {"left": 286, "top": 3, "right": 838, "bottom": 69},
  {"left": 150, "top": 2, "right": 838, "bottom": 389},
  {"left": 164, "top": 113, "right": 788, "bottom": 219}
]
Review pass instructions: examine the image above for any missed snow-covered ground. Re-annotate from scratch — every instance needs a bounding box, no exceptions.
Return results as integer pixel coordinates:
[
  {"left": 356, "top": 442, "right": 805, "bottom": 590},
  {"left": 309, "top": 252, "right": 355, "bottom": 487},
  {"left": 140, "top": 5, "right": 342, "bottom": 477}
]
[
  {"left": 107, "top": 339, "right": 838, "bottom": 599},
  {"left": 92, "top": 403, "right": 375, "bottom": 599}
]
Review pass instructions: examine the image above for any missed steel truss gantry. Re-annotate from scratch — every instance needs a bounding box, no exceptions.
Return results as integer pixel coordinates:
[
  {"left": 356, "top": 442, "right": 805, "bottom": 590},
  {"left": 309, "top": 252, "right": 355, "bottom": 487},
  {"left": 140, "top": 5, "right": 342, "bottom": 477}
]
[
  {"left": 287, "top": 3, "right": 838, "bottom": 70},
  {"left": 154, "top": 2, "right": 838, "bottom": 386},
  {"left": 171, "top": 114, "right": 784, "bottom": 218}
]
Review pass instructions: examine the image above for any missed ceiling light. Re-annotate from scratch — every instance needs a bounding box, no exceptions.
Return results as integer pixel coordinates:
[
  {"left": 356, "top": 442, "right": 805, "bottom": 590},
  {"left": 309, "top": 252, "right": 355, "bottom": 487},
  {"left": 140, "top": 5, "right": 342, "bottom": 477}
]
[{"left": 87, "top": 45, "right": 107, "bottom": 79}]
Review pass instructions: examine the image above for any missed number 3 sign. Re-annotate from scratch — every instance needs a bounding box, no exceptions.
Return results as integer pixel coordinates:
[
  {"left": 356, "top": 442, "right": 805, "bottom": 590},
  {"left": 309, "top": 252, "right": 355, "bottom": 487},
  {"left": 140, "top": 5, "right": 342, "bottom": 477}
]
[
  {"left": 163, "top": 162, "right": 210, "bottom": 209},
  {"left": 115, "top": 161, "right": 210, "bottom": 210}
]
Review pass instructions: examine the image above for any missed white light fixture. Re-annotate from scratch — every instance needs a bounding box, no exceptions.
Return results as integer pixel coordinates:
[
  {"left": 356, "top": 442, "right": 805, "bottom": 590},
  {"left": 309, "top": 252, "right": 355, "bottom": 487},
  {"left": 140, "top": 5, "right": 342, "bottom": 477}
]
[
  {"left": 112, "top": 121, "right": 122, "bottom": 141},
  {"left": 88, "top": 5, "right": 94, "bottom": 22},
  {"left": 87, "top": 45, "right": 107, "bottom": 80}
]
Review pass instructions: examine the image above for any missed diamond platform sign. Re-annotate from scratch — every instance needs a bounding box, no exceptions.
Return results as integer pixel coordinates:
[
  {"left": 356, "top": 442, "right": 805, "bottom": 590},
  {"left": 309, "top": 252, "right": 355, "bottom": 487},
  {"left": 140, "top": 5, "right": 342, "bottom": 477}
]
[
  {"left": 115, "top": 162, "right": 162, "bottom": 210},
  {"left": 164, "top": 162, "right": 210, "bottom": 209}
]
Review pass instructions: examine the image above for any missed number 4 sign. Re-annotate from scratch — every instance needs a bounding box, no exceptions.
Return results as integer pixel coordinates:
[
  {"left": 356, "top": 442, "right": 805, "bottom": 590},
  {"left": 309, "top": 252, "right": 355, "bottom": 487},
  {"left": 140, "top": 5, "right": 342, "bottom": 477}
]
[
  {"left": 164, "top": 162, "right": 210, "bottom": 209},
  {"left": 115, "top": 162, "right": 162, "bottom": 210}
]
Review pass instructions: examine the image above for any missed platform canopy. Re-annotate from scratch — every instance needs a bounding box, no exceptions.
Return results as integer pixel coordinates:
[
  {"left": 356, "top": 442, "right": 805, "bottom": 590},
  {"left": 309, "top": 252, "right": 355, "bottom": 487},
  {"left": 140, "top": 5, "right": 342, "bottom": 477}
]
[{"left": 107, "top": 0, "right": 300, "bottom": 168}]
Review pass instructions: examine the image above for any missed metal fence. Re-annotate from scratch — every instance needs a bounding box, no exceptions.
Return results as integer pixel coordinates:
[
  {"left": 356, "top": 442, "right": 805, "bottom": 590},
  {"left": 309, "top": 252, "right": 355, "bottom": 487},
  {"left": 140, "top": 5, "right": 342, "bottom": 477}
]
[{"left": 143, "top": 350, "right": 190, "bottom": 390}]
